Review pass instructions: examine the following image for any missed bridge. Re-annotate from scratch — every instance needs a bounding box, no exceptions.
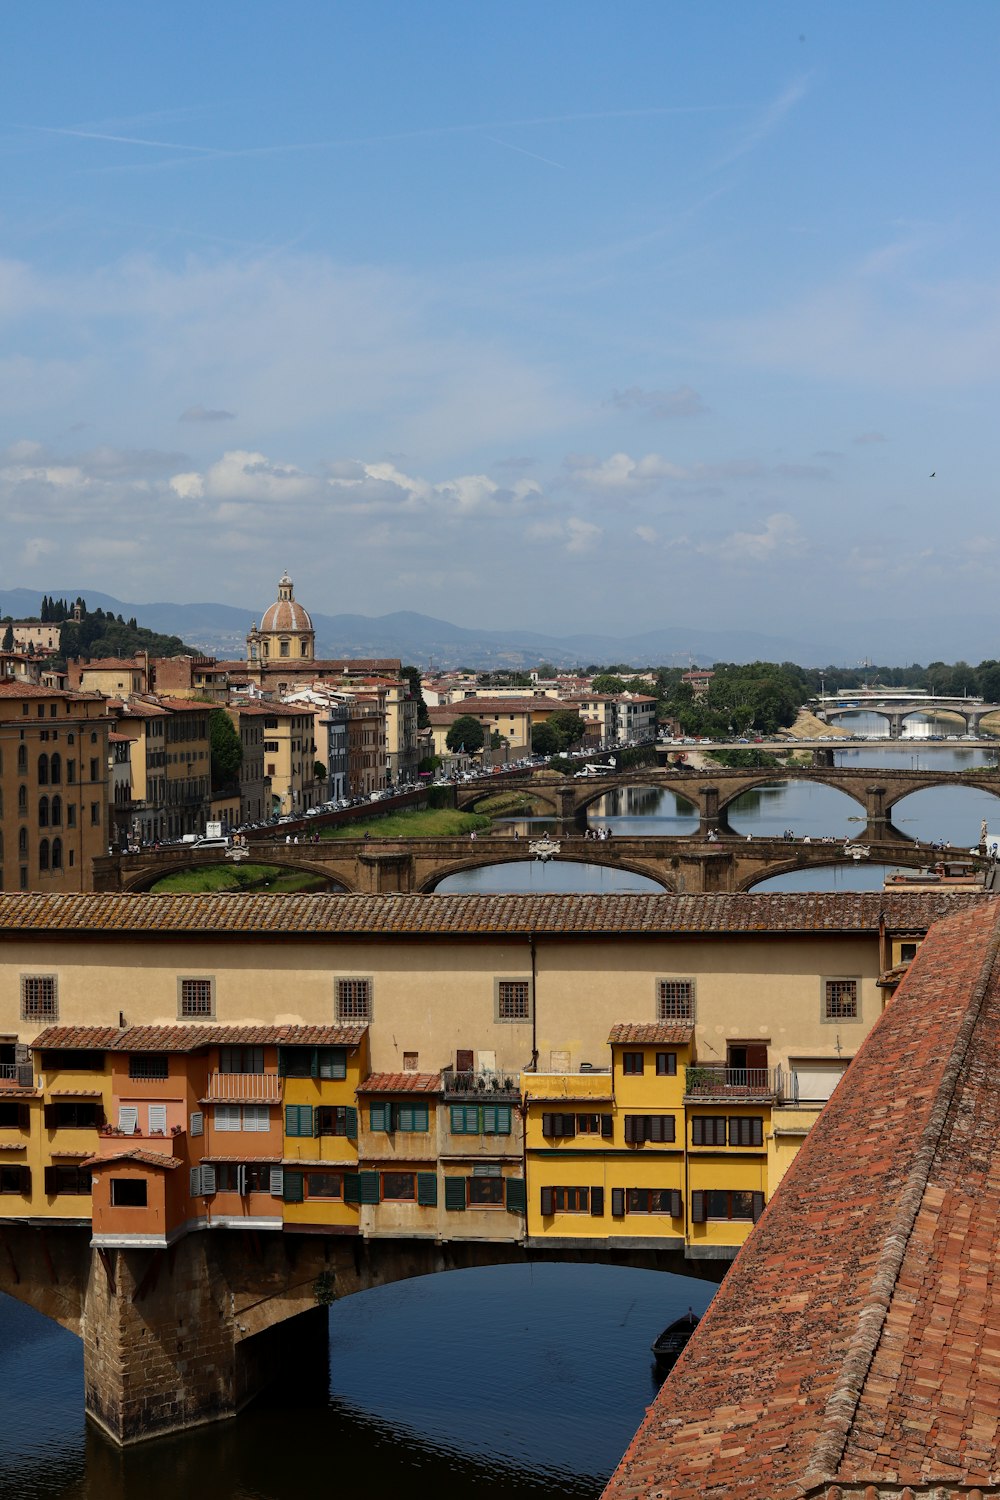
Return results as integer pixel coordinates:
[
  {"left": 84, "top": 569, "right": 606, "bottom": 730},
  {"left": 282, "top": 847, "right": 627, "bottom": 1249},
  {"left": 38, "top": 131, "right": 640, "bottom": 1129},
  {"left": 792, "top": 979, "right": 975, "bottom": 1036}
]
[{"left": 810, "top": 691, "right": 1000, "bottom": 738}]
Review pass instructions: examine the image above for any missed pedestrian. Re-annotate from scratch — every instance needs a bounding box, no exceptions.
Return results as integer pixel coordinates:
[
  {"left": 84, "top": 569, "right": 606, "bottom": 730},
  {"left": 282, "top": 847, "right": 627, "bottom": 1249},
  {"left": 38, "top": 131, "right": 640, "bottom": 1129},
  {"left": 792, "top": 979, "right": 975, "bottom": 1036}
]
[{"left": 285, "top": 834, "right": 291, "bottom": 845}]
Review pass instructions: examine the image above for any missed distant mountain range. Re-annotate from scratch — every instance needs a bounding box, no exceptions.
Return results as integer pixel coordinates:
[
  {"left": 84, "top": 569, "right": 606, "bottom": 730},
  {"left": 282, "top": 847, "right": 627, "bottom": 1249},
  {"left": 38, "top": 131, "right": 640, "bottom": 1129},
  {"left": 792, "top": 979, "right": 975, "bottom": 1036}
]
[{"left": 1, "top": 587, "right": 995, "bottom": 669}]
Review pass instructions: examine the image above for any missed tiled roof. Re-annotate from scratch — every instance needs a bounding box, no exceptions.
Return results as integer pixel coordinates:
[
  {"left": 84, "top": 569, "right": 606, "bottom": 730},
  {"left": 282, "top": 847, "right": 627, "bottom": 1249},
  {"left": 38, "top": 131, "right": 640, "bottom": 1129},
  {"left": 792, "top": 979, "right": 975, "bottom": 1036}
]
[
  {"left": 32, "top": 1024, "right": 367, "bottom": 1053},
  {"left": 356, "top": 1072, "right": 442, "bottom": 1095},
  {"left": 0, "top": 683, "right": 100, "bottom": 700},
  {"left": 201, "top": 1155, "right": 281, "bottom": 1165},
  {"left": 83, "top": 1149, "right": 180, "bottom": 1170},
  {"left": 0, "top": 892, "right": 989, "bottom": 939},
  {"left": 607, "top": 1023, "right": 694, "bottom": 1045},
  {"left": 602, "top": 900, "right": 1000, "bottom": 1500},
  {"left": 47, "top": 1088, "right": 105, "bottom": 1097}
]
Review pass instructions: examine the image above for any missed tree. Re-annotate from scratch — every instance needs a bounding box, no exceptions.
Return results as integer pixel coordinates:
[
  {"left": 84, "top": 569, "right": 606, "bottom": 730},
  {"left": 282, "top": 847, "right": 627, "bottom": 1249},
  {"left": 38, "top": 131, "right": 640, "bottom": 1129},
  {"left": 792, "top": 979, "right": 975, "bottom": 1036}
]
[
  {"left": 1, "top": 623, "right": 12, "bottom": 652},
  {"left": 209, "top": 709, "right": 243, "bottom": 792},
  {"left": 314, "top": 760, "right": 327, "bottom": 784},
  {"left": 531, "top": 722, "right": 561, "bottom": 756},
  {"left": 590, "top": 673, "right": 629, "bottom": 695},
  {"left": 446, "top": 715, "right": 485, "bottom": 754},
  {"left": 401, "top": 664, "right": 430, "bottom": 728},
  {"left": 548, "top": 710, "right": 586, "bottom": 749}
]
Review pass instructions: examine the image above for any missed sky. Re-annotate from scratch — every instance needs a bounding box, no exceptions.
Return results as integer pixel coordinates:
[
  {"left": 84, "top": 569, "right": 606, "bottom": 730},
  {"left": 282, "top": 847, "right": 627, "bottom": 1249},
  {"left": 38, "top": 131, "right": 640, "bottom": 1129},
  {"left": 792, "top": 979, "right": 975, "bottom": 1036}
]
[{"left": 2, "top": 1, "right": 1000, "bottom": 655}]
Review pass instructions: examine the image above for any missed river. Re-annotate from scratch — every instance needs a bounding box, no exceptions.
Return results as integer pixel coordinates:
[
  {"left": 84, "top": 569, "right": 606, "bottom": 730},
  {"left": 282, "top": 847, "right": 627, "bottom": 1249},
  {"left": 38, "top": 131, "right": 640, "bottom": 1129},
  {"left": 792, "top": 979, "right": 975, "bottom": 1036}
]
[{"left": 0, "top": 1262, "right": 714, "bottom": 1499}]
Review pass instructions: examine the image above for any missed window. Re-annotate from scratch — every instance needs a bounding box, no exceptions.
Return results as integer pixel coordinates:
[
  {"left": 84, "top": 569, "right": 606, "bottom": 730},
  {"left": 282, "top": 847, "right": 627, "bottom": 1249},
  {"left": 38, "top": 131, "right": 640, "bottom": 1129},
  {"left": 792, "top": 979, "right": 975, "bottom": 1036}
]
[
  {"left": 44, "top": 1165, "right": 91, "bottom": 1195},
  {"left": 397, "top": 1103, "right": 429, "bottom": 1132},
  {"left": 38, "top": 839, "right": 49, "bottom": 872},
  {"left": 129, "top": 1054, "right": 168, "bottom": 1080},
  {"left": 450, "top": 1104, "right": 482, "bottom": 1135},
  {"left": 691, "top": 1115, "right": 726, "bottom": 1146},
  {"left": 20, "top": 975, "right": 57, "bottom": 1022},
  {"left": 823, "top": 978, "right": 859, "bottom": 1021},
  {"left": 627, "top": 1188, "right": 682, "bottom": 1215},
  {"left": 576, "top": 1113, "right": 602, "bottom": 1134},
  {"left": 216, "top": 1163, "right": 271, "bottom": 1193},
  {"left": 622, "top": 1052, "right": 644, "bottom": 1075},
  {"left": 656, "top": 1052, "right": 677, "bottom": 1076},
  {"left": 45, "top": 1101, "right": 102, "bottom": 1129},
  {"left": 190, "top": 1110, "right": 204, "bottom": 1136},
  {"left": 540, "top": 1186, "right": 589, "bottom": 1214},
  {"left": 369, "top": 1101, "right": 394, "bottom": 1132},
  {"left": 219, "top": 1046, "right": 264, "bottom": 1075},
  {"left": 482, "top": 1104, "right": 511, "bottom": 1135},
  {"left": 729, "top": 1116, "right": 764, "bottom": 1147},
  {"left": 381, "top": 1171, "right": 415, "bottom": 1201},
  {"left": 541, "top": 1112, "right": 576, "bottom": 1139},
  {"left": 118, "top": 1106, "right": 138, "bottom": 1135},
  {"left": 179, "top": 977, "right": 215, "bottom": 1019},
  {"left": 50, "top": 754, "right": 61, "bottom": 785},
  {"left": 468, "top": 1175, "right": 505, "bottom": 1207},
  {"left": 403, "top": 1052, "right": 419, "bottom": 1071},
  {"left": 214, "top": 1105, "right": 242, "bottom": 1132},
  {"left": 38, "top": 796, "right": 49, "bottom": 828},
  {"left": 50, "top": 795, "right": 62, "bottom": 827},
  {"left": 657, "top": 978, "right": 695, "bottom": 1022},
  {"left": 51, "top": 837, "right": 62, "bottom": 870},
  {"left": 37, "top": 754, "right": 49, "bottom": 785},
  {"left": 705, "top": 1189, "right": 762, "bottom": 1221},
  {"left": 285, "top": 1103, "right": 314, "bottom": 1136},
  {"left": 316, "top": 1104, "right": 357, "bottom": 1137},
  {"left": 0, "top": 1103, "right": 29, "bottom": 1129},
  {"left": 624, "top": 1114, "right": 676, "bottom": 1144},
  {"left": 899, "top": 941, "right": 919, "bottom": 963},
  {"left": 241, "top": 1105, "right": 271, "bottom": 1132},
  {"left": 0, "top": 1166, "right": 30, "bottom": 1195},
  {"left": 336, "top": 976, "right": 372, "bottom": 1022},
  {"left": 307, "top": 1173, "right": 342, "bottom": 1199},
  {"left": 495, "top": 977, "right": 531, "bottom": 1021},
  {"left": 111, "top": 1178, "right": 148, "bottom": 1208},
  {"left": 90, "top": 802, "right": 101, "bottom": 826}
]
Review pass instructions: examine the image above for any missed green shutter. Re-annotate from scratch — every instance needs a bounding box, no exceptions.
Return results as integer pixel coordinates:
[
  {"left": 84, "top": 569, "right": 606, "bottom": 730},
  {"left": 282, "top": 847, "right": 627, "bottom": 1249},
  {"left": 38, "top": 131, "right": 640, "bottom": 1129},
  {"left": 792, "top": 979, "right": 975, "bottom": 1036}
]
[
  {"left": 370, "top": 1102, "right": 391, "bottom": 1131},
  {"left": 319, "top": 1047, "right": 347, "bottom": 1080},
  {"left": 283, "top": 1169, "right": 304, "bottom": 1204},
  {"left": 358, "top": 1171, "right": 380, "bottom": 1204},
  {"left": 417, "top": 1172, "right": 438, "bottom": 1206},
  {"left": 345, "top": 1106, "right": 358, "bottom": 1138},
  {"left": 413, "top": 1103, "right": 428, "bottom": 1132},
  {"left": 505, "top": 1177, "right": 526, "bottom": 1214},
  {"left": 483, "top": 1104, "right": 511, "bottom": 1135},
  {"left": 444, "top": 1177, "right": 467, "bottom": 1211},
  {"left": 344, "top": 1173, "right": 361, "bottom": 1204},
  {"left": 285, "top": 1104, "right": 314, "bottom": 1137},
  {"left": 450, "top": 1104, "right": 480, "bottom": 1134}
]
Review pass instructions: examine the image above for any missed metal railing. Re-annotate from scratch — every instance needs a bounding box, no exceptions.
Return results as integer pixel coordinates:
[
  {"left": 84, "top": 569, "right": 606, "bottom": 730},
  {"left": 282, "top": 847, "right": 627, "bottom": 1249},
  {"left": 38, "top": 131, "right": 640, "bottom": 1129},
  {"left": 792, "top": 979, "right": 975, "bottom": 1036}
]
[
  {"left": 442, "top": 1068, "right": 520, "bottom": 1098},
  {"left": 0, "top": 1063, "right": 33, "bottom": 1087},
  {"left": 206, "top": 1071, "right": 282, "bottom": 1102},
  {"left": 684, "top": 1064, "right": 786, "bottom": 1100}
]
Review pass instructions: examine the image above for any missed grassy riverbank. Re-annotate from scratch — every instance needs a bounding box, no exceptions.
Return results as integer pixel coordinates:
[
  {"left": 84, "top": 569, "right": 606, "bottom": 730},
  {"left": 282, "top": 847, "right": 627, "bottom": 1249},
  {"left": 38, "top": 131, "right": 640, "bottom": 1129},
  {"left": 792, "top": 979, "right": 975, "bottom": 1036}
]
[
  {"left": 320, "top": 808, "right": 492, "bottom": 839},
  {"left": 150, "top": 863, "right": 331, "bottom": 894}
]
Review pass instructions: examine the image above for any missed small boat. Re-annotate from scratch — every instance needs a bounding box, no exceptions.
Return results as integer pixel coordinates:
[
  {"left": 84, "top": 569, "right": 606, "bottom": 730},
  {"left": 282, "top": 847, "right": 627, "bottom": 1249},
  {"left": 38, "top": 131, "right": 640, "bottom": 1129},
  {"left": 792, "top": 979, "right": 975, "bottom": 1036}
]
[{"left": 651, "top": 1309, "right": 700, "bottom": 1370}]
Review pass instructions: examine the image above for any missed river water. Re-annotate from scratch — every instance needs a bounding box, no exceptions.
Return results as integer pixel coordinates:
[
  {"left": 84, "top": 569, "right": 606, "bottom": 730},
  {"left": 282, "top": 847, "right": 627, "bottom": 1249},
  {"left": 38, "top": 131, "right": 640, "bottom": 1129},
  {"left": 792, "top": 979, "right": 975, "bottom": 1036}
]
[
  {"left": 439, "top": 714, "right": 1000, "bottom": 895},
  {"left": 0, "top": 1262, "right": 715, "bottom": 1499}
]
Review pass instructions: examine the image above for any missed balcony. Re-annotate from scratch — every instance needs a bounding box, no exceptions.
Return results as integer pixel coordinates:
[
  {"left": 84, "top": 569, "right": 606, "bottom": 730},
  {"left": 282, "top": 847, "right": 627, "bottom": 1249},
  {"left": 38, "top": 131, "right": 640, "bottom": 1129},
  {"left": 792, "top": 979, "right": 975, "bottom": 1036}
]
[
  {"left": 205, "top": 1071, "right": 282, "bottom": 1103},
  {"left": 684, "top": 1064, "right": 786, "bottom": 1102},
  {"left": 0, "top": 1063, "right": 33, "bottom": 1088},
  {"left": 442, "top": 1068, "right": 520, "bottom": 1101}
]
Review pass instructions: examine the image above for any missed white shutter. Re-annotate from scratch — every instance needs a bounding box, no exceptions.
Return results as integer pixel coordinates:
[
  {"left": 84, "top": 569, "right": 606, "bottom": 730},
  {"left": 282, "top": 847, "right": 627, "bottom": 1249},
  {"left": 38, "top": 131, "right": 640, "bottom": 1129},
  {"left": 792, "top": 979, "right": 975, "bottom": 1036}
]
[
  {"left": 237, "top": 1164, "right": 248, "bottom": 1197},
  {"left": 201, "top": 1163, "right": 217, "bottom": 1194},
  {"left": 189, "top": 1166, "right": 202, "bottom": 1197},
  {"left": 190, "top": 1111, "right": 204, "bottom": 1137},
  {"left": 214, "top": 1105, "right": 241, "bottom": 1131},
  {"left": 269, "top": 1167, "right": 284, "bottom": 1197},
  {"left": 148, "top": 1105, "right": 167, "bottom": 1135},
  {"left": 118, "top": 1106, "right": 138, "bottom": 1135}
]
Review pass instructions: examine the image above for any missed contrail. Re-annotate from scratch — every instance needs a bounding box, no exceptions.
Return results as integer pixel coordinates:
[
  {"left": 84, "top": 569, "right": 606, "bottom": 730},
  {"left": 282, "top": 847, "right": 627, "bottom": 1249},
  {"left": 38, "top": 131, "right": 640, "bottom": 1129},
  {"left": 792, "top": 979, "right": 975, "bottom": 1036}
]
[{"left": 487, "top": 137, "right": 565, "bottom": 169}]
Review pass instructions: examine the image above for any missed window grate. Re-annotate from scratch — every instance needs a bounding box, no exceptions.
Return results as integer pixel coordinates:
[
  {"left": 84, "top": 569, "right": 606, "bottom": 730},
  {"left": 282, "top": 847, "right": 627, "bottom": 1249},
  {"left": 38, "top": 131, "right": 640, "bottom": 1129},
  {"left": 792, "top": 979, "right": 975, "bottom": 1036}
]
[
  {"left": 824, "top": 978, "right": 858, "bottom": 1021},
  {"left": 336, "top": 977, "right": 372, "bottom": 1022},
  {"left": 21, "top": 975, "right": 57, "bottom": 1021},
  {"left": 657, "top": 979, "right": 695, "bottom": 1021},
  {"left": 497, "top": 980, "right": 530, "bottom": 1021},
  {"left": 180, "top": 978, "right": 214, "bottom": 1018}
]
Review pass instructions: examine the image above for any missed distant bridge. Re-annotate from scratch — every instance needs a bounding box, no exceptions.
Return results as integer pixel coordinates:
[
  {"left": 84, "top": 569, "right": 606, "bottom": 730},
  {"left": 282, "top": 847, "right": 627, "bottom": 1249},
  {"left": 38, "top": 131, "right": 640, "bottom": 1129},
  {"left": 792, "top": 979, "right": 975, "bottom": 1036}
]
[{"left": 810, "top": 693, "right": 1000, "bottom": 738}]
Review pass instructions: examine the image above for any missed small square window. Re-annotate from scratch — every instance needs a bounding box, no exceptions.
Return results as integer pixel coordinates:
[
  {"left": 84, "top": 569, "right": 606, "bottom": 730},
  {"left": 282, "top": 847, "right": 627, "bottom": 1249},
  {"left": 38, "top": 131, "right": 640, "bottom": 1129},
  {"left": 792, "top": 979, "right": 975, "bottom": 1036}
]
[
  {"left": 656, "top": 979, "right": 695, "bottom": 1022},
  {"left": 21, "top": 975, "right": 58, "bottom": 1022},
  {"left": 179, "top": 977, "right": 215, "bottom": 1019},
  {"left": 403, "top": 1052, "right": 418, "bottom": 1071},
  {"left": 336, "top": 976, "right": 372, "bottom": 1022},
  {"left": 495, "top": 977, "right": 531, "bottom": 1022},
  {"left": 622, "top": 1051, "right": 644, "bottom": 1076},
  {"left": 823, "top": 978, "right": 859, "bottom": 1022}
]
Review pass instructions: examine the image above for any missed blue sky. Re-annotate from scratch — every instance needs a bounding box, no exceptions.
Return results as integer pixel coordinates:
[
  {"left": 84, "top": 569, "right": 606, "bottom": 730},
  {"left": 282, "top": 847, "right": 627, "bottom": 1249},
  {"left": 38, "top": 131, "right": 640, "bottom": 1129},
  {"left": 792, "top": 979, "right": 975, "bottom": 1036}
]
[{"left": 2, "top": 2, "right": 999, "bottom": 654}]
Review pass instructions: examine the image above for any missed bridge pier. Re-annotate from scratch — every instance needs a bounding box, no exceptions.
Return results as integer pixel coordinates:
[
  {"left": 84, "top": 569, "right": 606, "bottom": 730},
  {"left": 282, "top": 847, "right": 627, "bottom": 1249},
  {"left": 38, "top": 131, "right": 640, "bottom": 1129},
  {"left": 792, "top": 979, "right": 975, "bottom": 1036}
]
[
  {"left": 697, "top": 784, "right": 721, "bottom": 837},
  {"left": 863, "top": 785, "right": 889, "bottom": 842},
  {"left": 357, "top": 852, "right": 415, "bottom": 893}
]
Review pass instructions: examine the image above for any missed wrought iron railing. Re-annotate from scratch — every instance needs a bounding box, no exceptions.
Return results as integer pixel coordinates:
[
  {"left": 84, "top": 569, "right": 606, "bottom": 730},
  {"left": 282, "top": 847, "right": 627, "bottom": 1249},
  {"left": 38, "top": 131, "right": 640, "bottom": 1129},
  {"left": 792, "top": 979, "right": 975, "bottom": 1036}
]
[
  {"left": 442, "top": 1068, "right": 520, "bottom": 1099},
  {"left": 684, "top": 1064, "right": 786, "bottom": 1100},
  {"left": 0, "top": 1063, "right": 33, "bottom": 1087}
]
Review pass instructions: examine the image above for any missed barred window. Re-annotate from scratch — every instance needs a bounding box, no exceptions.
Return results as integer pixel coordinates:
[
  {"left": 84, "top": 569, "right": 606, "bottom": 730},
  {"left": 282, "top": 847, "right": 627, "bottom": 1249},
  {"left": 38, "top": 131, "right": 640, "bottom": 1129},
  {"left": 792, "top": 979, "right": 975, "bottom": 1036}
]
[
  {"left": 823, "top": 978, "right": 858, "bottom": 1021},
  {"left": 129, "top": 1054, "right": 169, "bottom": 1080},
  {"left": 657, "top": 978, "right": 695, "bottom": 1022},
  {"left": 336, "top": 977, "right": 372, "bottom": 1022},
  {"left": 179, "top": 977, "right": 215, "bottom": 1019},
  {"left": 21, "top": 975, "right": 58, "bottom": 1022},
  {"left": 496, "top": 978, "right": 531, "bottom": 1022}
]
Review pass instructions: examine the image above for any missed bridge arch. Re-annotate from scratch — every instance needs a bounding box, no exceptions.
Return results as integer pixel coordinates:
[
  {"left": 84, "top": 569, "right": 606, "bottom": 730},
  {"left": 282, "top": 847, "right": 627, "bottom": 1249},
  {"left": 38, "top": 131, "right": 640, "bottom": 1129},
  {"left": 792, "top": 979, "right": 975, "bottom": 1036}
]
[
  {"left": 418, "top": 852, "right": 674, "bottom": 894},
  {"left": 116, "top": 854, "right": 355, "bottom": 894},
  {"left": 574, "top": 780, "right": 699, "bottom": 828},
  {"left": 714, "top": 770, "right": 870, "bottom": 819}
]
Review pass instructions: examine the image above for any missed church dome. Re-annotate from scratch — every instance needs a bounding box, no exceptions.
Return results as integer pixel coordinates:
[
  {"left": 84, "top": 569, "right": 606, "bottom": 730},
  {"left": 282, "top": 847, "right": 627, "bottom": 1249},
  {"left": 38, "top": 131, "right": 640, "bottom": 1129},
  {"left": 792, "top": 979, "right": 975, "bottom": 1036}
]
[{"left": 259, "top": 572, "right": 313, "bottom": 634}]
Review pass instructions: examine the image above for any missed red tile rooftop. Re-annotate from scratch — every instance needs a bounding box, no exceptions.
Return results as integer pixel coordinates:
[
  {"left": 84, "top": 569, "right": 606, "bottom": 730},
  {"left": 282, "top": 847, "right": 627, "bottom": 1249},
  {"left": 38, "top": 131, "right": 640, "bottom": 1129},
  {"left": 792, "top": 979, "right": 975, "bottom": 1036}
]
[
  {"left": 602, "top": 900, "right": 1000, "bottom": 1500},
  {"left": 356, "top": 1072, "right": 442, "bottom": 1095},
  {"left": 32, "top": 1024, "right": 367, "bottom": 1052},
  {"left": 84, "top": 1149, "right": 180, "bottom": 1170},
  {"left": 607, "top": 1023, "right": 694, "bottom": 1045},
  {"left": 0, "top": 891, "right": 989, "bottom": 939}
]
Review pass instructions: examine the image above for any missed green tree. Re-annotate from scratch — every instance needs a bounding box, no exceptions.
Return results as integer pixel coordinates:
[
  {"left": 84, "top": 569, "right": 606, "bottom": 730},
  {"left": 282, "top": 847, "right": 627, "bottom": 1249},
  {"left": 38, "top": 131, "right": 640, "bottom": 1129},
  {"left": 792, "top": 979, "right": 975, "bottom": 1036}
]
[
  {"left": 401, "top": 664, "right": 430, "bottom": 728},
  {"left": 531, "top": 722, "right": 561, "bottom": 756},
  {"left": 590, "top": 673, "right": 629, "bottom": 694},
  {"left": 209, "top": 709, "right": 243, "bottom": 792},
  {"left": 1, "top": 623, "right": 12, "bottom": 652},
  {"left": 548, "top": 710, "right": 586, "bottom": 749},
  {"left": 314, "top": 760, "right": 327, "bottom": 782},
  {"left": 446, "top": 715, "right": 485, "bottom": 754}
]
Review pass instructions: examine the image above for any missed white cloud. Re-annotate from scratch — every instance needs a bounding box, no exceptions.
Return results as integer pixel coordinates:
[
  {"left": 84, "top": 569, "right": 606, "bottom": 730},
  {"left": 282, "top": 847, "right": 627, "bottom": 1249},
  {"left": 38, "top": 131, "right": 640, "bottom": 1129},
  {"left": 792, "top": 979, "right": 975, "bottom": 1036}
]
[
  {"left": 713, "top": 513, "right": 805, "bottom": 565},
  {"left": 526, "top": 516, "right": 602, "bottom": 554},
  {"left": 635, "top": 524, "right": 659, "bottom": 544},
  {"left": 565, "top": 451, "right": 688, "bottom": 492}
]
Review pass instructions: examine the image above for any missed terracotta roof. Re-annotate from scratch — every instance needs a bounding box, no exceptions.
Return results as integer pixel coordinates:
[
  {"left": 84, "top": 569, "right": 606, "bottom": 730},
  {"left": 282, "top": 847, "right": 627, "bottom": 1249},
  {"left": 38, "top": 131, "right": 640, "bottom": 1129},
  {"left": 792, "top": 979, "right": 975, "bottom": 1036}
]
[
  {"left": 602, "top": 900, "right": 1000, "bottom": 1500},
  {"left": 607, "top": 1023, "right": 694, "bottom": 1045},
  {"left": 47, "top": 1088, "right": 105, "bottom": 1097},
  {"left": 0, "top": 683, "right": 100, "bottom": 700},
  {"left": 201, "top": 1155, "right": 281, "bottom": 1165},
  {"left": 32, "top": 1024, "right": 367, "bottom": 1053},
  {"left": 0, "top": 1084, "right": 38, "bottom": 1098},
  {"left": 260, "top": 599, "right": 313, "bottom": 634},
  {"left": 356, "top": 1072, "right": 442, "bottom": 1095},
  {"left": 83, "top": 1149, "right": 180, "bottom": 1170},
  {"left": 0, "top": 892, "right": 989, "bottom": 939}
]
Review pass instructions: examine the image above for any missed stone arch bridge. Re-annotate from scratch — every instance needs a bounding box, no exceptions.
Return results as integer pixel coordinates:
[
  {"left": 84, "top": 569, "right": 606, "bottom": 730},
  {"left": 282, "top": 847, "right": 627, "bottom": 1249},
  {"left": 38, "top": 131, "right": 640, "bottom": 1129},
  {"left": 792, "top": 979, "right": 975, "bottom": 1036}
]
[{"left": 0, "top": 1222, "right": 719, "bottom": 1447}]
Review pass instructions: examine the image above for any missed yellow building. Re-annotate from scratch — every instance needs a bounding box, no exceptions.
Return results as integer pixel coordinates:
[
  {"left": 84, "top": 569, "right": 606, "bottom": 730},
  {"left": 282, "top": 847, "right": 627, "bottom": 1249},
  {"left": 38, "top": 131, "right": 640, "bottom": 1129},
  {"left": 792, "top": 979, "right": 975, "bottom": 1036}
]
[{"left": 280, "top": 1027, "right": 369, "bottom": 1233}]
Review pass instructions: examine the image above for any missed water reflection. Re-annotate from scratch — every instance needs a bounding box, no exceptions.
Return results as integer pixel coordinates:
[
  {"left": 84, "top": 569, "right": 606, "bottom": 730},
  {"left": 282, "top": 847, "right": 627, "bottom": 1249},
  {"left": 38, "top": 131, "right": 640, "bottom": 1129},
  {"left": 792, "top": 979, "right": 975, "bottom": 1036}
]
[
  {"left": 0, "top": 1264, "right": 715, "bottom": 1500},
  {"left": 588, "top": 785, "right": 698, "bottom": 837}
]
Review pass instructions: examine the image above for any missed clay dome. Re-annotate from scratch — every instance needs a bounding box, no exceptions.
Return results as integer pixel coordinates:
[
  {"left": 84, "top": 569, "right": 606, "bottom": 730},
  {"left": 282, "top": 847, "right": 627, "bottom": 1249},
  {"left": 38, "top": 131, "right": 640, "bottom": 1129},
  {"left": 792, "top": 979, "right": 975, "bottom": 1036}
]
[{"left": 260, "top": 598, "right": 314, "bottom": 633}]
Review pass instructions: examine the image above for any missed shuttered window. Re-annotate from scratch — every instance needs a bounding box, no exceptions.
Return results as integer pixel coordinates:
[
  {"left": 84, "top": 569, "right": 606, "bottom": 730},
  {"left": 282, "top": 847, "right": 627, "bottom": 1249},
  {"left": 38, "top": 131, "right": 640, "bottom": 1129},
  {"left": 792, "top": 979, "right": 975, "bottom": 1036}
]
[
  {"left": 690, "top": 1191, "right": 706, "bottom": 1223},
  {"left": 624, "top": 1115, "right": 675, "bottom": 1144},
  {"left": 450, "top": 1104, "right": 481, "bottom": 1135},
  {"left": 417, "top": 1173, "right": 438, "bottom": 1206},
  {"left": 481, "top": 1104, "right": 511, "bottom": 1135},
  {"left": 269, "top": 1167, "right": 285, "bottom": 1197},
  {"left": 369, "top": 1102, "right": 394, "bottom": 1132},
  {"left": 445, "top": 1177, "right": 467, "bottom": 1211},
  {"left": 590, "top": 1186, "right": 605, "bottom": 1216},
  {"left": 704, "top": 1189, "right": 765, "bottom": 1221},
  {"left": 242, "top": 1105, "right": 271, "bottom": 1132},
  {"left": 118, "top": 1106, "right": 139, "bottom": 1135},
  {"left": 214, "top": 1105, "right": 242, "bottom": 1133},
  {"left": 285, "top": 1104, "right": 314, "bottom": 1137},
  {"left": 505, "top": 1177, "right": 526, "bottom": 1214},
  {"left": 358, "top": 1171, "right": 380, "bottom": 1204},
  {"left": 190, "top": 1111, "right": 204, "bottom": 1136},
  {"left": 691, "top": 1115, "right": 726, "bottom": 1146},
  {"left": 397, "top": 1103, "right": 430, "bottom": 1132},
  {"left": 316, "top": 1105, "right": 356, "bottom": 1137},
  {"left": 611, "top": 1187, "right": 625, "bottom": 1217},
  {"left": 282, "top": 1169, "right": 304, "bottom": 1204},
  {"left": 541, "top": 1112, "right": 576, "bottom": 1139},
  {"left": 626, "top": 1188, "right": 682, "bottom": 1215},
  {"left": 728, "top": 1116, "right": 764, "bottom": 1147},
  {"left": 148, "top": 1104, "right": 167, "bottom": 1135},
  {"left": 44, "top": 1165, "right": 91, "bottom": 1195},
  {"left": 278, "top": 1046, "right": 348, "bottom": 1079}
]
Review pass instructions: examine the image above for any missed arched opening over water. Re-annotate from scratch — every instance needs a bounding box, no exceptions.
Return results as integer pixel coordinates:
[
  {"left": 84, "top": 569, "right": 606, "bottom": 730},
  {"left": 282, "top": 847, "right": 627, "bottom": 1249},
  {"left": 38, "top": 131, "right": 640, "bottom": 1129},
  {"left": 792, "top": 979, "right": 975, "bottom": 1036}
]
[
  {"left": 0, "top": 1262, "right": 715, "bottom": 1500},
  {"left": 889, "top": 785, "right": 1000, "bottom": 847},
  {"left": 141, "top": 861, "right": 348, "bottom": 895},
  {"left": 585, "top": 785, "right": 698, "bottom": 837},
  {"left": 725, "top": 782, "right": 866, "bottom": 841},
  {"left": 748, "top": 862, "right": 909, "bottom": 894},
  {"left": 433, "top": 861, "right": 668, "bottom": 895}
]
